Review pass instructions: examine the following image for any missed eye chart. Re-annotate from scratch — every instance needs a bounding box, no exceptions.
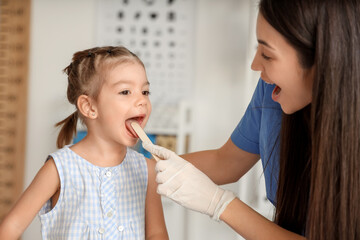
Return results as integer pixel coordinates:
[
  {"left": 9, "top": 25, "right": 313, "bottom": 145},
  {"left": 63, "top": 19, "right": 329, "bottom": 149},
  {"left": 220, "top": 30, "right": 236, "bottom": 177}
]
[
  {"left": 96, "top": 0, "right": 195, "bottom": 134},
  {"left": 0, "top": 0, "right": 30, "bottom": 221}
]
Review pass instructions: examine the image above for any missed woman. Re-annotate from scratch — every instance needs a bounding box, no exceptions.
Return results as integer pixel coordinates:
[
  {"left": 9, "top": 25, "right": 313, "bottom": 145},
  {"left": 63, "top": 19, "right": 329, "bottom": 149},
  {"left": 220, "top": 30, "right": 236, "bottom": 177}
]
[{"left": 144, "top": 0, "right": 360, "bottom": 239}]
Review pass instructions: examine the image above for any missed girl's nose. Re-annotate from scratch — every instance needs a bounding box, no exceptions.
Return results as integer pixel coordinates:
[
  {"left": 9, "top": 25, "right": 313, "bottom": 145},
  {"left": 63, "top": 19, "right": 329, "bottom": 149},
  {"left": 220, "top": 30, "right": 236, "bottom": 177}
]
[{"left": 135, "top": 94, "right": 148, "bottom": 107}]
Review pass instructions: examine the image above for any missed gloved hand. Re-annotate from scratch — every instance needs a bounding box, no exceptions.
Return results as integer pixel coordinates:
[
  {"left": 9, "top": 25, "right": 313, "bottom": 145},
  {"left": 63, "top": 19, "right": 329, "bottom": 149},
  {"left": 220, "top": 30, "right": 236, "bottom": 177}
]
[{"left": 143, "top": 142, "right": 236, "bottom": 221}]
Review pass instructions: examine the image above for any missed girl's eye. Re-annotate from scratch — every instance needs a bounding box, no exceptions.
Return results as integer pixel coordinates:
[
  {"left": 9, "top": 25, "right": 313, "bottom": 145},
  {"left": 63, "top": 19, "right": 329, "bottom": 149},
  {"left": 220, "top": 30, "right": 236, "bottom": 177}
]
[
  {"left": 142, "top": 90, "right": 150, "bottom": 96},
  {"left": 119, "top": 90, "right": 130, "bottom": 95},
  {"left": 261, "top": 52, "right": 271, "bottom": 61}
]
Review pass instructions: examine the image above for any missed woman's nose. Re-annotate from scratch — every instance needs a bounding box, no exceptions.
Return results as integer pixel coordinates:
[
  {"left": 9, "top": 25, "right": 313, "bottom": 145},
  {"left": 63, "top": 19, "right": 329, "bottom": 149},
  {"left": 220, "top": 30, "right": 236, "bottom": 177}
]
[{"left": 251, "top": 50, "right": 262, "bottom": 72}]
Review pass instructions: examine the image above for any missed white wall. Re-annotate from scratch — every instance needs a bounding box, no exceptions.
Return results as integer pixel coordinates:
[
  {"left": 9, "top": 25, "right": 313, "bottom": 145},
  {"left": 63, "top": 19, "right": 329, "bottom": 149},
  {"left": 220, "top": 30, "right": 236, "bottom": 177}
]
[
  {"left": 24, "top": 0, "right": 96, "bottom": 238},
  {"left": 186, "top": 1, "right": 275, "bottom": 240},
  {"left": 23, "top": 0, "right": 267, "bottom": 239},
  {"left": 187, "top": 0, "right": 255, "bottom": 239},
  {"left": 192, "top": 0, "right": 255, "bottom": 150}
]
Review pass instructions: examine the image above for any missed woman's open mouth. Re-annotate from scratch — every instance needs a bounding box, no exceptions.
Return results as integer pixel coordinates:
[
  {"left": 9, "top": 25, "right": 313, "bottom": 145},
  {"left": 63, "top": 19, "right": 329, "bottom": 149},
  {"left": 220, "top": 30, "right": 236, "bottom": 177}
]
[
  {"left": 272, "top": 85, "right": 282, "bottom": 101},
  {"left": 125, "top": 116, "right": 145, "bottom": 138}
]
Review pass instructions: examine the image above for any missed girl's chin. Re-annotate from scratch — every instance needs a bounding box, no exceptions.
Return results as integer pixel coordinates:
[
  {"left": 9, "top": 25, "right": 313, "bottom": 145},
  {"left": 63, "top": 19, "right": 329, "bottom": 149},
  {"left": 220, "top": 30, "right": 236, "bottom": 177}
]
[
  {"left": 116, "top": 135, "right": 139, "bottom": 148},
  {"left": 125, "top": 137, "right": 139, "bottom": 147}
]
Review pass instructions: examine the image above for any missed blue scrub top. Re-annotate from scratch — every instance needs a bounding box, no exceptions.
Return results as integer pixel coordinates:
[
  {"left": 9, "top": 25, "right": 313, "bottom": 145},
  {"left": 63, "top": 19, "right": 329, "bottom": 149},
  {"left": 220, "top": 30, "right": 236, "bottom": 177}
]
[{"left": 231, "top": 78, "right": 282, "bottom": 205}]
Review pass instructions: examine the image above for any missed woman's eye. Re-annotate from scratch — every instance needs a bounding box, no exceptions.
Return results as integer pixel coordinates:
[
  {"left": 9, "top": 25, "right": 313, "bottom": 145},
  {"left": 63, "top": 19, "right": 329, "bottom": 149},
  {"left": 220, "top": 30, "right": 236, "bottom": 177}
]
[
  {"left": 119, "top": 90, "right": 130, "bottom": 95},
  {"left": 142, "top": 90, "right": 150, "bottom": 96},
  {"left": 261, "top": 52, "right": 271, "bottom": 60}
]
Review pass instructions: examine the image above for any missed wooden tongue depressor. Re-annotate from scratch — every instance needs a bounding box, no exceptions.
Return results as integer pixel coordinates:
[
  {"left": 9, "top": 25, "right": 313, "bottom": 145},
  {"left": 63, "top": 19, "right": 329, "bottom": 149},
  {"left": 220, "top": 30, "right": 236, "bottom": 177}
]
[{"left": 131, "top": 121, "right": 161, "bottom": 162}]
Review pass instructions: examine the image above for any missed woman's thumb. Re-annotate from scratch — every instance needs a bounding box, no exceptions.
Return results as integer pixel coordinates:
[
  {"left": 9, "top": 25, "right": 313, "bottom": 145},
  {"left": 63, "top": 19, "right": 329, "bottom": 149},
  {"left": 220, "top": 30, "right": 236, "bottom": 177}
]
[{"left": 142, "top": 142, "right": 172, "bottom": 159}]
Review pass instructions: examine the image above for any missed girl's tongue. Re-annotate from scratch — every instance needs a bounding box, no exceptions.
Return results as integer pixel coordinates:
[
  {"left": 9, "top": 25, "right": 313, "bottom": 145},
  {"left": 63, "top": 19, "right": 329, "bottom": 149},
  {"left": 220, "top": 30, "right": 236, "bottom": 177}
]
[{"left": 125, "top": 119, "right": 139, "bottom": 138}]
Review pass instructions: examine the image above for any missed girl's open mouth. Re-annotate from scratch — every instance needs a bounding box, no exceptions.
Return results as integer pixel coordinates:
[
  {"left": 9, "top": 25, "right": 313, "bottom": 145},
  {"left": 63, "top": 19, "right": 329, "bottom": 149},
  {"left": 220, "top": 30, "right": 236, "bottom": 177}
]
[{"left": 125, "top": 116, "right": 145, "bottom": 138}]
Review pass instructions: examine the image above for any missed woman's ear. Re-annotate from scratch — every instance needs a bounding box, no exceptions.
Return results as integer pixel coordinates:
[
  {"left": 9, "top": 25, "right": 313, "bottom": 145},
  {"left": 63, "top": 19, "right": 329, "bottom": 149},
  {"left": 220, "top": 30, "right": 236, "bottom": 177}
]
[{"left": 77, "top": 95, "right": 97, "bottom": 119}]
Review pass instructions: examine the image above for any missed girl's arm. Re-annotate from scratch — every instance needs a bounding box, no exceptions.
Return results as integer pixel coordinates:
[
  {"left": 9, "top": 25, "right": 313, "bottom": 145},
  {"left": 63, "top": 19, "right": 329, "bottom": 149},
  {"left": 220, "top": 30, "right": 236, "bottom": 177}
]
[
  {"left": 221, "top": 198, "right": 306, "bottom": 240},
  {"left": 182, "top": 138, "right": 260, "bottom": 184},
  {"left": 145, "top": 158, "right": 169, "bottom": 240},
  {"left": 0, "top": 158, "right": 60, "bottom": 240}
]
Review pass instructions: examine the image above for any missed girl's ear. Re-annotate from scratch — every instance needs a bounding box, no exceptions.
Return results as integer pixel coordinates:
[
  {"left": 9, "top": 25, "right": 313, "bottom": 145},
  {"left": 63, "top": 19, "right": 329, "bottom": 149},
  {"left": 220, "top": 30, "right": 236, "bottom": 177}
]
[{"left": 77, "top": 95, "right": 97, "bottom": 119}]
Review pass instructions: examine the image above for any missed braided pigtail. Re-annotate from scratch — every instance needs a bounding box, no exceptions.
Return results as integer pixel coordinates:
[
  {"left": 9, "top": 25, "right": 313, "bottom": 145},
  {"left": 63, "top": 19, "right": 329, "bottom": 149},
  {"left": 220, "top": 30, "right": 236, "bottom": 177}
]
[{"left": 55, "top": 111, "right": 78, "bottom": 148}]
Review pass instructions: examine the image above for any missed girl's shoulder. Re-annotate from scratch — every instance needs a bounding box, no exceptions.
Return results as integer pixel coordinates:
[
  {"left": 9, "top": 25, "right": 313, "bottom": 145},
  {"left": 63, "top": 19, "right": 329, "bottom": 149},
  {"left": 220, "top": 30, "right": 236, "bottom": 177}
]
[
  {"left": 47, "top": 145, "right": 73, "bottom": 161},
  {"left": 45, "top": 146, "right": 83, "bottom": 176}
]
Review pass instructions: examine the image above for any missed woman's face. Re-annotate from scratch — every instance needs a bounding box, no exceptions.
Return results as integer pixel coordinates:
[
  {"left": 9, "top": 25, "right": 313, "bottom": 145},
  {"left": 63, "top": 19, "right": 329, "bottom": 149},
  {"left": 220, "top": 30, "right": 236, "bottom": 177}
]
[{"left": 251, "top": 13, "right": 314, "bottom": 114}]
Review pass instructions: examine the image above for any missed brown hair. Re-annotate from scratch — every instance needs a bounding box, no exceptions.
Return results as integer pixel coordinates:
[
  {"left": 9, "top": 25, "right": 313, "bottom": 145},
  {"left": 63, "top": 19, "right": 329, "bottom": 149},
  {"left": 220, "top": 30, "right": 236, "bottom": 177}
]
[
  {"left": 260, "top": 0, "right": 360, "bottom": 239},
  {"left": 55, "top": 46, "right": 144, "bottom": 148}
]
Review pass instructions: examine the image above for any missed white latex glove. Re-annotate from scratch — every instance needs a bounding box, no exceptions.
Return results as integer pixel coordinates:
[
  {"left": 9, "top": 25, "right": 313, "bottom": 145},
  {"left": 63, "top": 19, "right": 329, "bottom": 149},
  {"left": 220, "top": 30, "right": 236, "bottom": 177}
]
[{"left": 143, "top": 142, "right": 236, "bottom": 221}]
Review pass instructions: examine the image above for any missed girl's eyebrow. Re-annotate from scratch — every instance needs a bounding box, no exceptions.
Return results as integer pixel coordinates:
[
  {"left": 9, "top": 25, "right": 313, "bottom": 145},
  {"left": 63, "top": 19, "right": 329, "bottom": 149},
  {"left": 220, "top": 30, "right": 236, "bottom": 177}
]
[
  {"left": 112, "top": 80, "right": 150, "bottom": 86},
  {"left": 258, "top": 39, "right": 275, "bottom": 50}
]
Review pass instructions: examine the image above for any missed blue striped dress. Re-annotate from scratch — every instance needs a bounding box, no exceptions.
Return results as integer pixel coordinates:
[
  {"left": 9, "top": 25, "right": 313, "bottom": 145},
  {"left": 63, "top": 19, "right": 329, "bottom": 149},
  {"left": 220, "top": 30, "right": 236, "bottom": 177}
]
[{"left": 38, "top": 146, "right": 148, "bottom": 240}]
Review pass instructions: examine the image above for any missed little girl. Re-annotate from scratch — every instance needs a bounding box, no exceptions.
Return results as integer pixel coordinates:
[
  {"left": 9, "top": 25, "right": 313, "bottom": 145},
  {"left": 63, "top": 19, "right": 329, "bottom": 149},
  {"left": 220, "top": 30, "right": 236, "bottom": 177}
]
[{"left": 0, "top": 46, "right": 169, "bottom": 239}]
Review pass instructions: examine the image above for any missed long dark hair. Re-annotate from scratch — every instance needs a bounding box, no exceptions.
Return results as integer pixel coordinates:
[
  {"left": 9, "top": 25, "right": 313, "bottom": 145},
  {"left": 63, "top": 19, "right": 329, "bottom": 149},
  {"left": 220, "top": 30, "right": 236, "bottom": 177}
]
[{"left": 260, "top": 0, "right": 360, "bottom": 239}]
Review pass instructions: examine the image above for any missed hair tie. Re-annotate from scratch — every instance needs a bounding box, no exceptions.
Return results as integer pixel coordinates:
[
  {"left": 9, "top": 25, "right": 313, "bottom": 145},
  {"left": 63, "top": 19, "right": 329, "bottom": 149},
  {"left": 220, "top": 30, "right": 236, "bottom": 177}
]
[
  {"left": 107, "top": 50, "right": 112, "bottom": 54},
  {"left": 88, "top": 52, "right": 93, "bottom": 57}
]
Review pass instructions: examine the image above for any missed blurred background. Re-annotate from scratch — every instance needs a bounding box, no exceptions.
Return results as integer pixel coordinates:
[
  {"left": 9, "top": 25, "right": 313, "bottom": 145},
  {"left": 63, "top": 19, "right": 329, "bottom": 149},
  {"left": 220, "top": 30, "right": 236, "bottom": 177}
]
[{"left": 0, "top": 0, "right": 275, "bottom": 239}]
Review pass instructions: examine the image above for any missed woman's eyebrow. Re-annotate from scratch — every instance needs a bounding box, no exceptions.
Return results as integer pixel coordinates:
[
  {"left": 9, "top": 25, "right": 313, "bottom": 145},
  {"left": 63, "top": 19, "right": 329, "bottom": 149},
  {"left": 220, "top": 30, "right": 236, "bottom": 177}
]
[{"left": 258, "top": 39, "right": 275, "bottom": 50}]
